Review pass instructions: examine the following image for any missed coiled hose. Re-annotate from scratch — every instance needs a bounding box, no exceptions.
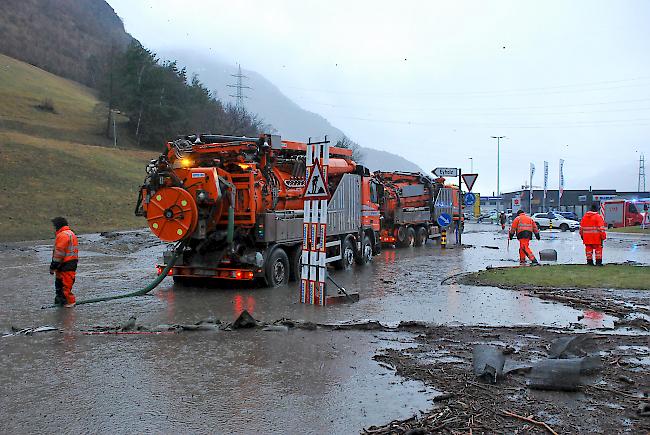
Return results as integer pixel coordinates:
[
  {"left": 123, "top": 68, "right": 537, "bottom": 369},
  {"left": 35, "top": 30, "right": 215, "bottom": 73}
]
[{"left": 42, "top": 244, "right": 183, "bottom": 309}]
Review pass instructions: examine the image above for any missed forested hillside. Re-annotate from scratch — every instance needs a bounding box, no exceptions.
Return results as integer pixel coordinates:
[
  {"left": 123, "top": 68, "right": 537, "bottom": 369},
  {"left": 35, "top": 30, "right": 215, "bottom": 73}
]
[
  {"left": 0, "top": 0, "right": 131, "bottom": 87},
  {"left": 0, "top": 0, "right": 267, "bottom": 149},
  {"left": 99, "top": 42, "right": 266, "bottom": 147}
]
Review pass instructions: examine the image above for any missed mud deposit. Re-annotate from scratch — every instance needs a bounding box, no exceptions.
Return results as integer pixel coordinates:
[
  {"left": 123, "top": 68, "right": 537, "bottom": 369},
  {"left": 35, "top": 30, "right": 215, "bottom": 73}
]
[
  {"left": 366, "top": 326, "right": 650, "bottom": 434},
  {"left": 1, "top": 223, "right": 649, "bottom": 433}
]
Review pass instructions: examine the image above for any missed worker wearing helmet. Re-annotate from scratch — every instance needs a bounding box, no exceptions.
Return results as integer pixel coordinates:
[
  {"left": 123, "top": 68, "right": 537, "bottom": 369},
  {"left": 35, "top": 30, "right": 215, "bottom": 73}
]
[
  {"left": 579, "top": 204, "right": 607, "bottom": 266},
  {"left": 50, "top": 217, "right": 78, "bottom": 307},
  {"left": 509, "top": 210, "right": 540, "bottom": 265}
]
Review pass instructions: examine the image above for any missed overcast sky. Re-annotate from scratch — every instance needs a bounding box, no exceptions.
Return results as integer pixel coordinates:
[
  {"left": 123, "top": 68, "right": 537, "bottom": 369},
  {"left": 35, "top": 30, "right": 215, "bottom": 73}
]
[{"left": 107, "top": 0, "right": 649, "bottom": 194}]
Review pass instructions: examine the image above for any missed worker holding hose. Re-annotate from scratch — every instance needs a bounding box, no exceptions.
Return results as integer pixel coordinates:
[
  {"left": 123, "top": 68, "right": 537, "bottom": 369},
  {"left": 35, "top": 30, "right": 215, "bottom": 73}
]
[
  {"left": 49, "top": 217, "right": 78, "bottom": 307},
  {"left": 509, "top": 210, "right": 540, "bottom": 266}
]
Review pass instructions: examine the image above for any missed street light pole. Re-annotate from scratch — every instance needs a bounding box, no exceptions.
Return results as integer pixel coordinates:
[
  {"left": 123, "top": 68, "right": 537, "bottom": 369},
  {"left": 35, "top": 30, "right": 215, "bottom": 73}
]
[
  {"left": 491, "top": 136, "right": 505, "bottom": 211},
  {"left": 468, "top": 157, "right": 473, "bottom": 173}
]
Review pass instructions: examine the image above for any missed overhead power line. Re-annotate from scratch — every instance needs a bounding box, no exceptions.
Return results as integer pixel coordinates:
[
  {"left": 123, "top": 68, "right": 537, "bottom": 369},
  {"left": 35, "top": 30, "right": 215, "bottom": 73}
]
[
  {"left": 329, "top": 114, "right": 650, "bottom": 129},
  {"left": 285, "top": 75, "right": 650, "bottom": 99},
  {"left": 293, "top": 98, "right": 650, "bottom": 116}
]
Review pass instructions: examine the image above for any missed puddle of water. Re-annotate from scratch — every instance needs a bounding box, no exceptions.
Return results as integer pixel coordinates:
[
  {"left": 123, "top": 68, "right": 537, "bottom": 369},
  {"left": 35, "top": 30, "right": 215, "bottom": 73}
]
[{"left": 0, "top": 330, "right": 433, "bottom": 434}]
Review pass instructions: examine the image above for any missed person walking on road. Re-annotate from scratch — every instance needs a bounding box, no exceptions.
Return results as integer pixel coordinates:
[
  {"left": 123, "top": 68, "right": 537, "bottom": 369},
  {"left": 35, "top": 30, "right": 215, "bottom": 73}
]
[
  {"left": 50, "top": 217, "right": 78, "bottom": 307},
  {"left": 499, "top": 212, "right": 507, "bottom": 230},
  {"left": 509, "top": 210, "right": 540, "bottom": 265},
  {"left": 580, "top": 204, "right": 607, "bottom": 266}
]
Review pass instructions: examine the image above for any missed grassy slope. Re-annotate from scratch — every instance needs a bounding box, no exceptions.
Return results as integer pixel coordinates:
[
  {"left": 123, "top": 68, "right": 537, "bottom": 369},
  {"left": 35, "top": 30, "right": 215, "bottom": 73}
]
[
  {"left": 470, "top": 265, "right": 650, "bottom": 290},
  {"left": 608, "top": 226, "right": 650, "bottom": 234},
  {"left": 0, "top": 53, "right": 154, "bottom": 241}
]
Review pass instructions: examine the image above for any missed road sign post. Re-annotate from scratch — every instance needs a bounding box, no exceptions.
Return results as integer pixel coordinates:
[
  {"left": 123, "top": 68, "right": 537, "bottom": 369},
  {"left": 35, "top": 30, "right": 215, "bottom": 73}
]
[
  {"left": 432, "top": 167, "right": 459, "bottom": 178},
  {"left": 301, "top": 138, "right": 330, "bottom": 305},
  {"left": 437, "top": 213, "right": 452, "bottom": 228},
  {"left": 462, "top": 173, "right": 478, "bottom": 192},
  {"left": 437, "top": 213, "right": 451, "bottom": 249}
]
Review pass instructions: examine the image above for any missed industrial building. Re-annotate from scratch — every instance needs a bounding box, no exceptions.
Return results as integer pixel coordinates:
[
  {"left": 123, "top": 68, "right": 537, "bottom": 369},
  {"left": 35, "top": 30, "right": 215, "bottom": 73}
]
[{"left": 480, "top": 189, "right": 650, "bottom": 218}]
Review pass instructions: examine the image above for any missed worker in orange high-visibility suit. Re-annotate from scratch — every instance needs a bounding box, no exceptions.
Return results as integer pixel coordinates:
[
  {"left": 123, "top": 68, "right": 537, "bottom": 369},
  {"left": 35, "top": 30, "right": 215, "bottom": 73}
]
[
  {"left": 509, "top": 210, "right": 540, "bottom": 265},
  {"left": 580, "top": 204, "right": 607, "bottom": 266},
  {"left": 50, "top": 217, "right": 78, "bottom": 307}
]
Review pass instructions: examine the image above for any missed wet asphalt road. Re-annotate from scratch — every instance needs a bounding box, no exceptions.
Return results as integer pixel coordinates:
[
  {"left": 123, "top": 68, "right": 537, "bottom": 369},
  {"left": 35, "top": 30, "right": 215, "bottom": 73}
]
[{"left": 1, "top": 223, "right": 648, "bottom": 433}]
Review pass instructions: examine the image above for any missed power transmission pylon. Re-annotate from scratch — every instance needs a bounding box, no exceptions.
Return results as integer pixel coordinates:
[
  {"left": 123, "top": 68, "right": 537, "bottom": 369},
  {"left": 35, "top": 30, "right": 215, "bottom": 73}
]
[
  {"left": 639, "top": 153, "right": 646, "bottom": 192},
  {"left": 227, "top": 64, "right": 251, "bottom": 109}
]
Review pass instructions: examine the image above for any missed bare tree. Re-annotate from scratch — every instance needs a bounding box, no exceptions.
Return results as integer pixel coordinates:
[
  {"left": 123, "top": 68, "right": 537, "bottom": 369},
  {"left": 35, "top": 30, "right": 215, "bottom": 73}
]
[{"left": 335, "top": 134, "right": 364, "bottom": 163}]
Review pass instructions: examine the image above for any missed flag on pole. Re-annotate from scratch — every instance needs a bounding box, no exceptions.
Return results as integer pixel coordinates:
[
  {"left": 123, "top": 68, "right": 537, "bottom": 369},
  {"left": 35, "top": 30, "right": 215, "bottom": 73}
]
[
  {"left": 559, "top": 159, "right": 565, "bottom": 199},
  {"left": 543, "top": 161, "right": 548, "bottom": 200},
  {"left": 529, "top": 163, "right": 535, "bottom": 213}
]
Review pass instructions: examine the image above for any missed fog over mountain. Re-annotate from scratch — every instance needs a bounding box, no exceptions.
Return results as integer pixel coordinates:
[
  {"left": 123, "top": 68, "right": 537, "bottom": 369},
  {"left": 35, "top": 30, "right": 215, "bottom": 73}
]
[
  {"left": 107, "top": 0, "right": 650, "bottom": 194},
  {"left": 157, "top": 49, "right": 426, "bottom": 174}
]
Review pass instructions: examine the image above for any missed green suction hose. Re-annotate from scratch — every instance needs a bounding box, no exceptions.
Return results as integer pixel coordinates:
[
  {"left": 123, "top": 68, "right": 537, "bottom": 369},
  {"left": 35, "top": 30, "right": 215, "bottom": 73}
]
[{"left": 42, "top": 244, "right": 183, "bottom": 309}]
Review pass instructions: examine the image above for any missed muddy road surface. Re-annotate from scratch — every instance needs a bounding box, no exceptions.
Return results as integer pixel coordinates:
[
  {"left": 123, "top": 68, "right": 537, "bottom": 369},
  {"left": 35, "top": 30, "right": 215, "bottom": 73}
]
[{"left": 1, "top": 223, "right": 648, "bottom": 433}]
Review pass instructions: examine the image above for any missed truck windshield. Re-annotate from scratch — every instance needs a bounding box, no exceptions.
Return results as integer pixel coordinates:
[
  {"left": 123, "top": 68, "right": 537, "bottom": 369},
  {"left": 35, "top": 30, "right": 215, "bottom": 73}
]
[
  {"left": 370, "top": 181, "right": 379, "bottom": 204},
  {"left": 629, "top": 203, "right": 638, "bottom": 213}
]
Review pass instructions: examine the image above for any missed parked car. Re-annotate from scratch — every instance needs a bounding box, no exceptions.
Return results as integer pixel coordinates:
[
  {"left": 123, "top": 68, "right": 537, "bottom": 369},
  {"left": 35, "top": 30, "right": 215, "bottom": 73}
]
[
  {"left": 556, "top": 211, "right": 579, "bottom": 221},
  {"left": 531, "top": 212, "right": 580, "bottom": 231},
  {"left": 477, "top": 211, "right": 499, "bottom": 223}
]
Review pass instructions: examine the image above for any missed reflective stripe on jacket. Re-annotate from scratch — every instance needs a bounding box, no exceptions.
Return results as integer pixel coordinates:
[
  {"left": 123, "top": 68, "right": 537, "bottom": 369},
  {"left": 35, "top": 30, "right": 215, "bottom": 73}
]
[
  {"left": 52, "top": 226, "right": 78, "bottom": 265},
  {"left": 579, "top": 211, "right": 607, "bottom": 245},
  {"left": 509, "top": 213, "right": 539, "bottom": 240}
]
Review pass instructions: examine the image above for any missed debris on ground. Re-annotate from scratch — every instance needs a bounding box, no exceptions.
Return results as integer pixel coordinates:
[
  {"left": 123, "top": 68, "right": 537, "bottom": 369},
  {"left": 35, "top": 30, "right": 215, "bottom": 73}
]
[
  {"left": 367, "top": 325, "right": 650, "bottom": 434},
  {"left": 527, "top": 358, "right": 584, "bottom": 391},
  {"left": 472, "top": 344, "right": 505, "bottom": 383},
  {"left": 228, "top": 309, "right": 260, "bottom": 329},
  {"left": 2, "top": 326, "right": 59, "bottom": 337}
]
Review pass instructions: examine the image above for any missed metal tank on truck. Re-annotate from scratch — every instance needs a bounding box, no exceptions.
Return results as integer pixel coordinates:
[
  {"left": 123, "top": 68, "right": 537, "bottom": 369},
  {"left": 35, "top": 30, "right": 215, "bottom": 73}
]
[
  {"left": 373, "top": 171, "right": 446, "bottom": 247},
  {"left": 135, "top": 134, "right": 381, "bottom": 287}
]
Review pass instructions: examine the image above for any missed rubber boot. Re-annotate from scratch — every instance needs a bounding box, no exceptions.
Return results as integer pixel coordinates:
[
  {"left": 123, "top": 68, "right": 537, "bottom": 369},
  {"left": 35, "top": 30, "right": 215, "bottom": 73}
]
[
  {"left": 596, "top": 259, "right": 603, "bottom": 267},
  {"left": 586, "top": 259, "right": 594, "bottom": 266}
]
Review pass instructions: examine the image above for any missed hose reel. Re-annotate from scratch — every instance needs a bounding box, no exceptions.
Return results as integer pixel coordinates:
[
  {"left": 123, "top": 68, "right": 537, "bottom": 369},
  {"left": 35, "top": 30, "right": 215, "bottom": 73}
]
[{"left": 146, "top": 187, "right": 198, "bottom": 242}]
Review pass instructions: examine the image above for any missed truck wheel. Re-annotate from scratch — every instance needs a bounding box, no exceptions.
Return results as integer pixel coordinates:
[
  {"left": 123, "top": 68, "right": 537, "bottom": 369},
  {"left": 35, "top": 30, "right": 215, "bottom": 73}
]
[
  {"left": 333, "top": 237, "right": 355, "bottom": 270},
  {"left": 395, "top": 226, "right": 407, "bottom": 247},
  {"left": 265, "top": 248, "right": 289, "bottom": 287},
  {"left": 355, "top": 235, "right": 373, "bottom": 265},
  {"left": 398, "top": 227, "right": 415, "bottom": 248},
  {"left": 396, "top": 226, "right": 413, "bottom": 248},
  {"left": 289, "top": 246, "right": 302, "bottom": 282},
  {"left": 560, "top": 223, "right": 569, "bottom": 232},
  {"left": 414, "top": 227, "right": 428, "bottom": 247}
]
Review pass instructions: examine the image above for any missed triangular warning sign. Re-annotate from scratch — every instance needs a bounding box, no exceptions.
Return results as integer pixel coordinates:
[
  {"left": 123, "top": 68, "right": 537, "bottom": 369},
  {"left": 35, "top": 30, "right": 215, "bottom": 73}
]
[
  {"left": 303, "top": 159, "right": 330, "bottom": 199},
  {"left": 462, "top": 173, "right": 478, "bottom": 191}
]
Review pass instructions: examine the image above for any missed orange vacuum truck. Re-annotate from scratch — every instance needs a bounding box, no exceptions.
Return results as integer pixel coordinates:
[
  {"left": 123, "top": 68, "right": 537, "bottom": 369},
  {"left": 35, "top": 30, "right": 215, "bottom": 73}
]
[
  {"left": 136, "top": 134, "right": 382, "bottom": 287},
  {"left": 136, "top": 134, "right": 460, "bottom": 287},
  {"left": 374, "top": 171, "right": 445, "bottom": 247}
]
